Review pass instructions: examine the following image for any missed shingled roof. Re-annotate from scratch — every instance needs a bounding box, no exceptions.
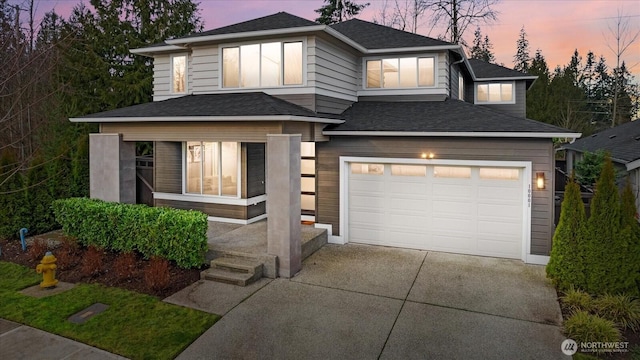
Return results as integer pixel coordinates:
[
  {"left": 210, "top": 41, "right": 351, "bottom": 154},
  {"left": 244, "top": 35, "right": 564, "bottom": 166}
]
[
  {"left": 76, "top": 93, "right": 331, "bottom": 119},
  {"left": 563, "top": 120, "right": 640, "bottom": 165},
  {"left": 324, "top": 99, "right": 574, "bottom": 135},
  {"left": 177, "top": 12, "right": 318, "bottom": 39},
  {"left": 330, "top": 18, "right": 453, "bottom": 49}
]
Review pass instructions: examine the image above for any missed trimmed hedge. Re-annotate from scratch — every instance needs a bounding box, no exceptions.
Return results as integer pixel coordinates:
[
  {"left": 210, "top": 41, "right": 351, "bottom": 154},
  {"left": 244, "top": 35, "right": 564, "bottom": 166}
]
[{"left": 52, "top": 198, "right": 208, "bottom": 268}]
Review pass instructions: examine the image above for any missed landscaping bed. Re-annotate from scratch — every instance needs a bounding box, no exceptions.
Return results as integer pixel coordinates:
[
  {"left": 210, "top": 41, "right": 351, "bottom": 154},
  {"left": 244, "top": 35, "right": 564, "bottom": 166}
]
[{"left": 0, "top": 230, "right": 203, "bottom": 299}]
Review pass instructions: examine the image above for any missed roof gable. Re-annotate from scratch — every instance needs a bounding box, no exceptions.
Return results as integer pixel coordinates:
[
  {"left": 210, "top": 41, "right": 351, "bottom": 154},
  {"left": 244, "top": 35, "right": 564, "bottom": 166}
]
[
  {"left": 468, "top": 59, "right": 534, "bottom": 79},
  {"left": 177, "top": 12, "right": 318, "bottom": 40},
  {"left": 564, "top": 120, "right": 640, "bottom": 163},
  {"left": 330, "top": 18, "right": 453, "bottom": 49}
]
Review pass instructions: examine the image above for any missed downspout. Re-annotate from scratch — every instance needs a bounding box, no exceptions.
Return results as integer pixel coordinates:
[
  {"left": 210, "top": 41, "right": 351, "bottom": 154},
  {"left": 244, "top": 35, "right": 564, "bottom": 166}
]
[{"left": 450, "top": 57, "right": 465, "bottom": 99}]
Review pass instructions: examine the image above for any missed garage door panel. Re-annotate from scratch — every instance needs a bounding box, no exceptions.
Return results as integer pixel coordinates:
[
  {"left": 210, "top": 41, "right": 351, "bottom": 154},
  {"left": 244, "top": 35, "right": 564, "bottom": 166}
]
[
  {"left": 432, "top": 183, "right": 473, "bottom": 198},
  {"left": 348, "top": 162, "right": 526, "bottom": 260}
]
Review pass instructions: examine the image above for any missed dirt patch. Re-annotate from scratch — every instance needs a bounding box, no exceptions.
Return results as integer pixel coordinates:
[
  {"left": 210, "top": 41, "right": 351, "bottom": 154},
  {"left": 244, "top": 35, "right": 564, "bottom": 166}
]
[{"left": 0, "top": 231, "right": 204, "bottom": 299}]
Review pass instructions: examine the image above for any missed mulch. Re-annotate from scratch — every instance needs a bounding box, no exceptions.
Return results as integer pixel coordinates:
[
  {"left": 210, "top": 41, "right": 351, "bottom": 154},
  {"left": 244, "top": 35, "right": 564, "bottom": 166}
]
[{"left": 0, "top": 231, "right": 203, "bottom": 299}]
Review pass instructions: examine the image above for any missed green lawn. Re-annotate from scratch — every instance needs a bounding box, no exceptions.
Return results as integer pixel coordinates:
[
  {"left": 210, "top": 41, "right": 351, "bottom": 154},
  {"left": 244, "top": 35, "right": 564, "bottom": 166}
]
[{"left": 0, "top": 261, "right": 219, "bottom": 359}]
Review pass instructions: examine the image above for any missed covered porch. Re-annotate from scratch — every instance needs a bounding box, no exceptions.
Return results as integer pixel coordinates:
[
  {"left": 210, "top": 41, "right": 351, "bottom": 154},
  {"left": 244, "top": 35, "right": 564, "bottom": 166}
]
[{"left": 205, "top": 220, "right": 328, "bottom": 278}]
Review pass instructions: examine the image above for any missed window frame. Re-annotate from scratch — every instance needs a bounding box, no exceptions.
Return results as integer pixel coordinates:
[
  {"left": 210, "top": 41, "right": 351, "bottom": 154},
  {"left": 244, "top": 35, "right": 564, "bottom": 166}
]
[
  {"left": 458, "top": 73, "right": 465, "bottom": 100},
  {"left": 363, "top": 55, "right": 437, "bottom": 89},
  {"left": 219, "top": 38, "right": 306, "bottom": 89},
  {"left": 170, "top": 53, "right": 188, "bottom": 94},
  {"left": 474, "top": 81, "right": 516, "bottom": 104},
  {"left": 182, "top": 141, "right": 241, "bottom": 198}
]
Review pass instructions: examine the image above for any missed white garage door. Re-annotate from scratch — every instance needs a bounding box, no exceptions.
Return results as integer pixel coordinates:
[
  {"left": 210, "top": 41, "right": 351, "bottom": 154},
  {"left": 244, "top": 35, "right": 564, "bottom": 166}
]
[{"left": 348, "top": 162, "right": 525, "bottom": 259}]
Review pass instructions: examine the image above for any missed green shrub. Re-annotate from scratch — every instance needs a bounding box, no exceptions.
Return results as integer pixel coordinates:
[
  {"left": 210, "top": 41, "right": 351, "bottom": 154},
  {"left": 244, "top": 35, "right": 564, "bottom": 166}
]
[
  {"left": 561, "top": 287, "right": 593, "bottom": 313},
  {"left": 52, "top": 198, "right": 208, "bottom": 268},
  {"left": 547, "top": 176, "right": 587, "bottom": 290},
  {"left": 593, "top": 294, "right": 640, "bottom": 332},
  {"left": 564, "top": 310, "right": 621, "bottom": 345}
]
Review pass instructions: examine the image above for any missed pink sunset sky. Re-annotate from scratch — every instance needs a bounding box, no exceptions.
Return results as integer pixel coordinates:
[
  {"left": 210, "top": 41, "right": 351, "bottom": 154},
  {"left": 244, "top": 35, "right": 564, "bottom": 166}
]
[{"left": 14, "top": 0, "right": 640, "bottom": 78}]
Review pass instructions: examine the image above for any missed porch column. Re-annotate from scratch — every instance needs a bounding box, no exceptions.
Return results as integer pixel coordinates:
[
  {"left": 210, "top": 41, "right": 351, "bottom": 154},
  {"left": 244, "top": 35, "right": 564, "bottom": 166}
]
[
  {"left": 89, "top": 133, "right": 136, "bottom": 204},
  {"left": 267, "top": 134, "right": 302, "bottom": 278}
]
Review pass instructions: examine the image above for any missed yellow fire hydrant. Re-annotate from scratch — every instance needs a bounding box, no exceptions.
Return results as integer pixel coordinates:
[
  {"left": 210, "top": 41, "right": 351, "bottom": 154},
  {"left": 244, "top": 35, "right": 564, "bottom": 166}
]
[{"left": 36, "top": 251, "right": 58, "bottom": 288}]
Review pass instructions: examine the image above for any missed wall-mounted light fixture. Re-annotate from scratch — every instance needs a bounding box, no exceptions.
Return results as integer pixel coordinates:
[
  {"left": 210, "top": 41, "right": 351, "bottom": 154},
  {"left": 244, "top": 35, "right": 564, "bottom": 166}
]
[
  {"left": 421, "top": 152, "right": 435, "bottom": 159},
  {"left": 536, "top": 172, "right": 545, "bottom": 190}
]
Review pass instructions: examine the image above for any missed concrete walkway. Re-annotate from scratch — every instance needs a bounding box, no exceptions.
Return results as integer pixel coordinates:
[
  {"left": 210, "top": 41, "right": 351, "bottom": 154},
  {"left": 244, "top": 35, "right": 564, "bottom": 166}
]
[
  {"left": 174, "top": 244, "right": 570, "bottom": 359},
  {"left": 0, "top": 319, "right": 126, "bottom": 359}
]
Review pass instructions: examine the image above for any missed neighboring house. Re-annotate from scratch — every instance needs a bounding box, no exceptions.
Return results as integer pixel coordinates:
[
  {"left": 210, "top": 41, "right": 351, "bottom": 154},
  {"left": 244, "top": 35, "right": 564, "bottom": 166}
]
[
  {"left": 72, "top": 12, "right": 580, "bottom": 274},
  {"left": 563, "top": 120, "right": 640, "bottom": 216}
]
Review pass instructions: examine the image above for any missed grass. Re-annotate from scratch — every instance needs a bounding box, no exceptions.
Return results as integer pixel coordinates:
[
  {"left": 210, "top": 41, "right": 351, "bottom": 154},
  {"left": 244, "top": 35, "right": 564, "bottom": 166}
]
[{"left": 0, "top": 261, "right": 219, "bottom": 359}]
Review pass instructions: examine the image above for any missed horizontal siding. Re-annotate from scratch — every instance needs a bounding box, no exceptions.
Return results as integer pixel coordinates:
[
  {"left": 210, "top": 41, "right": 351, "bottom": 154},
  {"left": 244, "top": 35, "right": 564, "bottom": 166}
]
[
  {"left": 102, "top": 122, "right": 283, "bottom": 142},
  {"left": 476, "top": 81, "right": 527, "bottom": 118},
  {"left": 315, "top": 94, "right": 353, "bottom": 114},
  {"left": 154, "top": 141, "right": 182, "bottom": 193},
  {"left": 308, "top": 36, "right": 358, "bottom": 99},
  {"left": 273, "top": 94, "right": 316, "bottom": 111},
  {"left": 316, "top": 137, "right": 555, "bottom": 255},
  {"left": 282, "top": 122, "right": 315, "bottom": 141},
  {"left": 153, "top": 55, "right": 170, "bottom": 100},
  {"left": 192, "top": 46, "right": 218, "bottom": 93},
  {"left": 437, "top": 51, "right": 449, "bottom": 90}
]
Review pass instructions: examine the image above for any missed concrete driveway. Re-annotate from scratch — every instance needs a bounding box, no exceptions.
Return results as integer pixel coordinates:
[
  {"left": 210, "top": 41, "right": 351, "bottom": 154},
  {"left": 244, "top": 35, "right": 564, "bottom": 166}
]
[{"left": 175, "top": 244, "right": 569, "bottom": 359}]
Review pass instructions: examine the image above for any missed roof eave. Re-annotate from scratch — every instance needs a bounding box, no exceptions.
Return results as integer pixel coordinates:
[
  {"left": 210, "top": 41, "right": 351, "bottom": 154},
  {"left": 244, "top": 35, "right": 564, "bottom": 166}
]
[
  {"left": 626, "top": 158, "right": 640, "bottom": 171},
  {"left": 322, "top": 131, "right": 582, "bottom": 139},
  {"left": 166, "top": 25, "right": 327, "bottom": 46},
  {"left": 70, "top": 115, "right": 345, "bottom": 124},
  {"left": 365, "top": 44, "right": 462, "bottom": 54},
  {"left": 130, "top": 44, "right": 187, "bottom": 57},
  {"left": 474, "top": 76, "right": 538, "bottom": 82}
]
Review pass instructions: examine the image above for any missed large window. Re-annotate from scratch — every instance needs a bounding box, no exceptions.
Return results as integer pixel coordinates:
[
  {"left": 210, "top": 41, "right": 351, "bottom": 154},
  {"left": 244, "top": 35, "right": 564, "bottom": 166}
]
[
  {"left": 222, "top": 41, "right": 303, "bottom": 88},
  {"left": 171, "top": 54, "right": 187, "bottom": 93},
  {"left": 366, "top": 57, "right": 435, "bottom": 88},
  {"left": 186, "top": 142, "right": 238, "bottom": 196},
  {"left": 476, "top": 82, "right": 514, "bottom": 103}
]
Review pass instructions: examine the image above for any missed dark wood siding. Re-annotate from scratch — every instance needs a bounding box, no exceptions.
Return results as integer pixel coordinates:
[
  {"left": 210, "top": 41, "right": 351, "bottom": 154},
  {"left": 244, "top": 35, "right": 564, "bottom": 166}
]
[
  {"left": 155, "top": 199, "right": 265, "bottom": 220},
  {"left": 316, "top": 137, "right": 555, "bottom": 255},
  {"left": 246, "top": 143, "right": 266, "bottom": 198},
  {"left": 154, "top": 141, "right": 181, "bottom": 194},
  {"left": 477, "top": 81, "right": 527, "bottom": 118}
]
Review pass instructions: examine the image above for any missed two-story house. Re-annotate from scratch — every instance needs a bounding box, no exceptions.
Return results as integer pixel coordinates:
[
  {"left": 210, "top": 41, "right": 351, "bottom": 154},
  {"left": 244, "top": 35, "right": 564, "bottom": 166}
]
[{"left": 73, "top": 12, "right": 580, "bottom": 276}]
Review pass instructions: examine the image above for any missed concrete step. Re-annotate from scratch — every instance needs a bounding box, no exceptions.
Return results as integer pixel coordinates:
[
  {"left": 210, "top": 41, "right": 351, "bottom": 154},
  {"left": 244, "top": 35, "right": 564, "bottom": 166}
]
[
  {"left": 200, "top": 268, "right": 260, "bottom": 287},
  {"left": 201, "top": 257, "right": 264, "bottom": 286},
  {"left": 210, "top": 257, "right": 263, "bottom": 275}
]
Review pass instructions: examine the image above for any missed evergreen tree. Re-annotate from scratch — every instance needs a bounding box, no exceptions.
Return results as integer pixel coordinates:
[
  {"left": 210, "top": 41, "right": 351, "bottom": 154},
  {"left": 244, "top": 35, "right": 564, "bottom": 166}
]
[
  {"left": 547, "top": 176, "right": 587, "bottom": 291},
  {"left": 526, "top": 49, "right": 551, "bottom": 122},
  {"left": 315, "top": 0, "right": 369, "bottom": 24},
  {"left": 513, "top": 26, "right": 530, "bottom": 72},
  {"left": 469, "top": 26, "right": 495, "bottom": 62},
  {"left": 584, "top": 155, "right": 621, "bottom": 295}
]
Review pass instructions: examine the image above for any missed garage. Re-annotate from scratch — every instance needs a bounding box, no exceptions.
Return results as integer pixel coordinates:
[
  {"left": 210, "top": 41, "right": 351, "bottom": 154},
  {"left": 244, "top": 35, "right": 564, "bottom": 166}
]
[{"left": 346, "top": 159, "right": 529, "bottom": 259}]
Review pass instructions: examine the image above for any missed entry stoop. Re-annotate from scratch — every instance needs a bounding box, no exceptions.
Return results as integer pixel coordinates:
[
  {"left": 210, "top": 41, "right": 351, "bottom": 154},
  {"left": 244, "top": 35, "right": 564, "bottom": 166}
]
[{"left": 201, "top": 257, "right": 263, "bottom": 286}]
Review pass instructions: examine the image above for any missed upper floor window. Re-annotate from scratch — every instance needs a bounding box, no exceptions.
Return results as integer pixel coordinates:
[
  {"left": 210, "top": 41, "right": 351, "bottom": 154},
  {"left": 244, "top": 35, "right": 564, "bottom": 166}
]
[
  {"left": 475, "top": 82, "right": 514, "bottom": 104},
  {"left": 458, "top": 74, "right": 464, "bottom": 100},
  {"left": 366, "top": 57, "right": 435, "bottom": 88},
  {"left": 222, "top": 41, "right": 303, "bottom": 88},
  {"left": 172, "top": 54, "right": 187, "bottom": 93}
]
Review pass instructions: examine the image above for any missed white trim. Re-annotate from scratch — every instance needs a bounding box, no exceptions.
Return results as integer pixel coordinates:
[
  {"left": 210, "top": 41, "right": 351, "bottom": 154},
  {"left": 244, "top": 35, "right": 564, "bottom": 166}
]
[
  {"left": 170, "top": 53, "right": 189, "bottom": 95},
  {"left": 475, "top": 76, "right": 537, "bottom": 81},
  {"left": 154, "top": 192, "right": 267, "bottom": 206},
  {"left": 357, "top": 88, "right": 448, "bottom": 97},
  {"left": 71, "top": 115, "right": 345, "bottom": 124},
  {"left": 314, "top": 223, "right": 345, "bottom": 244},
  {"left": 339, "top": 156, "right": 535, "bottom": 263},
  {"left": 526, "top": 254, "right": 550, "bottom": 266},
  {"left": 323, "top": 130, "right": 581, "bottom": 139},
  {"left": 166, "top": 26, "right": 327, "bottom": 45},
  {"left": 366, "top": 45, "right": 462, "bottom": 54},
  {"left": 208, "top": 213, "right": 267, "bottom": 225},
  {"left": 301, "top": 215, "right": 316, "bottom": 222},
  {"left": 130, "top": 44, "right": 187, "bottom": 56},
  {"left": 474, "top": 81, "right": 516, "bottom": 105},
  {"left": 626, "top": 158, "right": 640, "bottom": 171}
]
